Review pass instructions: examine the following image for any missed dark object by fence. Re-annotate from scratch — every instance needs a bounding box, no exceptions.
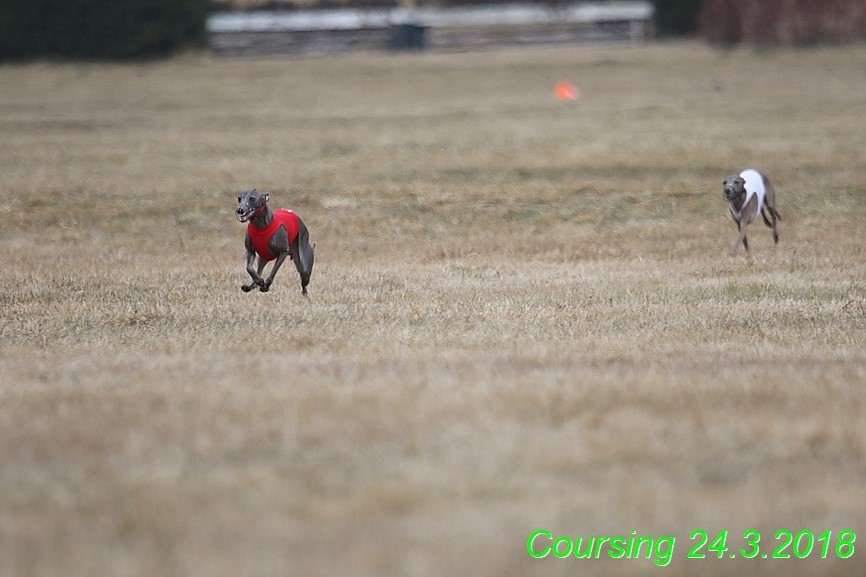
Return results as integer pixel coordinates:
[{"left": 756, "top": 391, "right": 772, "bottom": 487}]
[{"left": 390, "top": 22, "right": 427, "bottom": 50}]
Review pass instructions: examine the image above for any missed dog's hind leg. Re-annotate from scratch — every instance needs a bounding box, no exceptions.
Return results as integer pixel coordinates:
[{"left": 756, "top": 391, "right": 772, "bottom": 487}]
[
  {"left": 291, "top": 220, "right": 315, "bottom": 296},
  {"left": 762, "top": 176, "right": 781, "bottom": 244},
  {"left": 761, "top": 206, "right": 779, "bottom": 243},
  {"left": 760, "top": 204, "right": 780, "bottom": 244},
  {"left": 768, "top": 207, "right": 780, "bottom": 245},
  {"left": 762, "top": 175, "right": 781, "bottom": 220},
  {"left": 761, "top": 206, "right": 772, "bottom": 227}
]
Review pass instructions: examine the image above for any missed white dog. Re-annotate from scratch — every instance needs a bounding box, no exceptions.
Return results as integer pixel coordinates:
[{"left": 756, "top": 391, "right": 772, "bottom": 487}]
[{"left": 722, "top": 168, "right": 781, "bottom": 255}]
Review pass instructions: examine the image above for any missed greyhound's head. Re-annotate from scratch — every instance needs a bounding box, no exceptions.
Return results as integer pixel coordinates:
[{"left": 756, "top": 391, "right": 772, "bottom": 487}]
[
  {"left": 722, "top": 175, "right": 746, "bottom": 202},
  {"left": 235, "top": 188, "right": 269, "bottom": 222}
]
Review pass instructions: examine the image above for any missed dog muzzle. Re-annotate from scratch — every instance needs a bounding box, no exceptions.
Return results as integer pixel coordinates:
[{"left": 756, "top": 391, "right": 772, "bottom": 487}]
[
  {"left": 236, "top": 202, "right": 267, "bottom": 223},
  {"left": 236, "top": 206, "right": 252, "bottom": 222}
]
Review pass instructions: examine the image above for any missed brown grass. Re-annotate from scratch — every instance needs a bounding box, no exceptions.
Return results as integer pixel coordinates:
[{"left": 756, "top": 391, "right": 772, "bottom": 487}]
[{"left": 1, "top": 42, "right": 865, "bottom": 577}]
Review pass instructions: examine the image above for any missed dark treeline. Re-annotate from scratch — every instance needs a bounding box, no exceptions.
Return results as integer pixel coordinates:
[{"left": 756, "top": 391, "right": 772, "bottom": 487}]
[
  {"left": 0, "top": 0, "right": 208, "bottom": 61},
  {"left": 2, "top": 0, "right": 863, "bottom": 61},
  {"left": 699, "top": 0, "right": 866, "bottom": 46}
]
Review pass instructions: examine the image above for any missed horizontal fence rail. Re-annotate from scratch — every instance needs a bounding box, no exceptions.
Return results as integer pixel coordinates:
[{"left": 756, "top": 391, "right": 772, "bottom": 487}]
[{"left": 207, "top": 1, "right": 654, "bottom": 55}]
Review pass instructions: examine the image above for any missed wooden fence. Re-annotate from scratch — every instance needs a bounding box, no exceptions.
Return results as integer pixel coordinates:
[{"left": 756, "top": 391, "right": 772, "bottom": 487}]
[{"left": 207, "top": 1, "right": 654, "bottom": 56}]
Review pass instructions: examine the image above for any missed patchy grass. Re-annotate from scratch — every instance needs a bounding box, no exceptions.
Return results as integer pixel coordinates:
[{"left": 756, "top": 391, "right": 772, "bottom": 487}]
[{"left": 1, "top": 42, "right": 865, "bottom": 577}]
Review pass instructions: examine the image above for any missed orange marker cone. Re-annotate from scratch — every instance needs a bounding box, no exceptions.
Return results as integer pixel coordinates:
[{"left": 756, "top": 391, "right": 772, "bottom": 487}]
[{"left": 555, "top": 81, "right": 579, "bottom": 101}]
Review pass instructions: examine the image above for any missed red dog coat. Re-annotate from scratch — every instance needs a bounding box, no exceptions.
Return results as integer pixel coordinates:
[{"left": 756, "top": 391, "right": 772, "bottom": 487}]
[{"left": 247, "top": 209, "right": 300, "bottom": 261}]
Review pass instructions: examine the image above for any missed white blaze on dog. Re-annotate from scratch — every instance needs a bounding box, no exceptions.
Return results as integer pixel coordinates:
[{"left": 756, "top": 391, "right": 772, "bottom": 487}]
[{"left": 732, "top": 168, "right": 766, "bottom": 222}]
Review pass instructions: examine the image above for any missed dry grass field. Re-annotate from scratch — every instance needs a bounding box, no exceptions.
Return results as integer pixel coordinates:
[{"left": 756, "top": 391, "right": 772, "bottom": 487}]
[{"left": 1, "top": 41, "right": 865, "bottom": 577}]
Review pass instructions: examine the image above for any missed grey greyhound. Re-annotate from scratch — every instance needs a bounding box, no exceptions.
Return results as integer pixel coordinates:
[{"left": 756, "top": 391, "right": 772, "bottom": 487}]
[
  {"left": 722, "top": 168, "right": 781, "bottom": 255},
  {"left": 235, "top": 188, "right": 314, "bottom": 295}
]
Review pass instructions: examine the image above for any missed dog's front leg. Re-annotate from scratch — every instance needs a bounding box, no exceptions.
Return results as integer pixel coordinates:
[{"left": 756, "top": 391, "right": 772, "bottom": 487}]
[
  {"left": 732, "top": 222, "right": 750, "bottom": 256},
  {"left": 259, "top": 251, "right": 289, "bottom": 292},
  {"left": 242, "top": 249, "right": 266, "bottom": 292}
]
